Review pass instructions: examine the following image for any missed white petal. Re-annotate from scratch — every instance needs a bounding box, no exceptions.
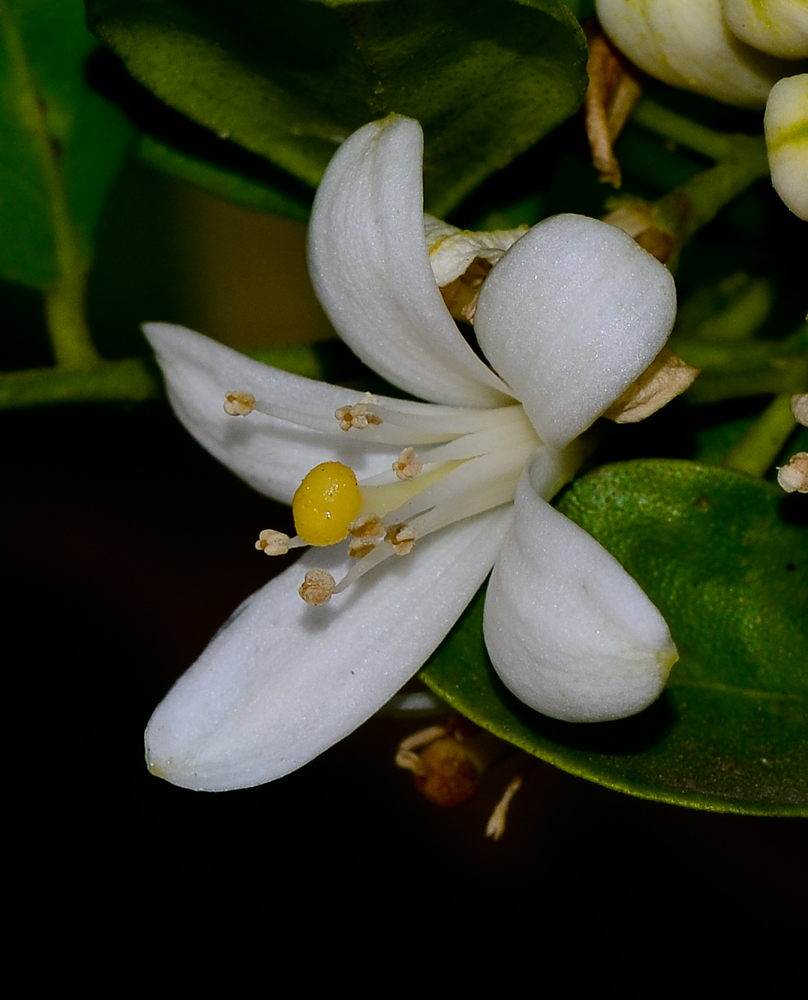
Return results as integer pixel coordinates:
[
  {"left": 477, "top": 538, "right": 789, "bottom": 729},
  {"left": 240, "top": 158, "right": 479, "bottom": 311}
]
[
  {"left": 307, "top": 116, "right": 512, "bottom": 408},
  {"left": 424, "top": 214, "right": 528, "bottom": 287},
  {"left": 474, "top": 215, "right": 676, "bottom": 451},
  {"left": 145, "top": 506, "right": 512, "bottom": 790},
  {"left": 145, "top": 322, "right": 415, "bottom": 504},
  {"left": 484, "top": 465, "right": 677, "bottom": 723}
]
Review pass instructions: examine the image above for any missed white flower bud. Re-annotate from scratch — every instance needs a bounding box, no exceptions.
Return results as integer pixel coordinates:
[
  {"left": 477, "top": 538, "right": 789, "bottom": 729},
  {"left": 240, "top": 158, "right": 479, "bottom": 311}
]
[
  {"left": 595, "top": 0, "right": 796, "bottom": 107},
  {"left": 764, "top": 74, "right": 808, "bottom": 220},
  {"left": 720, "top": 0, "right": 808, "bottom": 59}
]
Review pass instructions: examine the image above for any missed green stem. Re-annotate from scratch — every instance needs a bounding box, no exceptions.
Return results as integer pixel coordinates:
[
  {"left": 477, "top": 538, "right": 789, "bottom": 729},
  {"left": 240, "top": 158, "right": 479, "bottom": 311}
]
[
  {"left": 0, "top": 358, "right": 161, "bottom": 410},
  {"left": 661, "top": 135, "right": 770, "bottom": 242},
  {"left": 632, "top": 99, "right": 738, "bottom": 161},
  {"left": 722, "top": 395, "right": 797, "bottom": 477},
  {"left": 44, "top": 269, "right": 100, "bottom": 369},
  {"left": 3, "top": 0, "right": 100, "bottom": 368}
]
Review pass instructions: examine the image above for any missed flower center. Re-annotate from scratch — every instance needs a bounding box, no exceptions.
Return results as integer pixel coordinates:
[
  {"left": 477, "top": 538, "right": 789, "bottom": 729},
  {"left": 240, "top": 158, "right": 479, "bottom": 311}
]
[{"left": 236, "top": 390, "right": 542, "bottom": 604}]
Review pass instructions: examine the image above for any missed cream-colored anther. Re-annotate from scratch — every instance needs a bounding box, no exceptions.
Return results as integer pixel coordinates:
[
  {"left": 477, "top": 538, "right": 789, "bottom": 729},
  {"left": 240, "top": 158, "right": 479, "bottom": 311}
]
[
  {"left": 349, "top": 513, "right": 384, "bottom": 539},
  {"left": 394, "top": 725, "right": 449, "bottom": 775},
  {"left": 777, "top": 452, "right": 808, "bottom": 494},
  {"left": 334, "top": 393, "right": 382, "bottom": 431},
  {"left": 299, "top": 568, "right": 336, "bottom": 605},
  {"left": 392, "top": 447, "right": 422, "bottom": 480},
  {"left": 347, "top": 514, "right": 384, "bottom": 558},
  {"left": 348, "top": 537, "right": 378, "bottom": 559},
  {"left": 254, "top": 529, "right": 290, "bottom": 556},
  {"left": 791, "top": 394, "right": 808, "bottom": 427},
  {"left": 223, "top": 391, "right": 255, "bottom": 416},
  {"left": 386, "top": 523, "right": 416, "bottom": 555},
  {"left": 485, "top": 775, "right": 524, "bottom": 841}
]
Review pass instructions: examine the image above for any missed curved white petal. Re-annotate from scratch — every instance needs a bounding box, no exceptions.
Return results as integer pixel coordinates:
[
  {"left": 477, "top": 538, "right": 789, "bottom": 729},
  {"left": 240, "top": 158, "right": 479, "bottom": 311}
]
[
  {"left": 474, "top": 215, "right": 677, "bottom": 451},
  {"left": 484, "top": 465, "right": 677, "bottom": 723},
  {"left": 145, "top": 322, "right": 417, "bottom": 503},
  {"left": 424, "top": 215, "right": 528, "bottom": 286},
  {"left": 307, "top": 116, "right": 513, "bottom": 408},
  {"left": 145, "top": 506, "right": 512, "bottom": 790}
]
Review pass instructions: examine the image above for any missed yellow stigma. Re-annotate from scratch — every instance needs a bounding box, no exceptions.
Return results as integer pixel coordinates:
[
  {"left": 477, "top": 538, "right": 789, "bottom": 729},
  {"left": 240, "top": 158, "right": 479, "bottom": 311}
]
[{"left": 293, "top": 462, "right": 362, "bottom": 546}]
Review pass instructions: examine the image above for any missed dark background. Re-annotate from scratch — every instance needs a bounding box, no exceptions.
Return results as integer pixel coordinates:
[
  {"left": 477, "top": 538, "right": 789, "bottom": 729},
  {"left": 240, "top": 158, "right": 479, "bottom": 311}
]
[{"left": 6, "top": 400, "right": 805, "bottom": 959}]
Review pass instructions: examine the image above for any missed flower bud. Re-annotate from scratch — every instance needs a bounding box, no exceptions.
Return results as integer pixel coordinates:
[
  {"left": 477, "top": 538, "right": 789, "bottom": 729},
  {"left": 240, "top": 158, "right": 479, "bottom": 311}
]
[
  {"left": 720, "top": 0, "right": 808, "bottom": 59},
  {"left": 764, "top": 74, "right": 808, "bottom": 220},
  {"left": 595, "top": 0, "right": 796, "bottom": 107}
]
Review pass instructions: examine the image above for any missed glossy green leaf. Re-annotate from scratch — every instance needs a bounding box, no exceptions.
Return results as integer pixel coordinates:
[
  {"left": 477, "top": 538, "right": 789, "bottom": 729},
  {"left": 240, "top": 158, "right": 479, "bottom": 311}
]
[
  {"left": 85, "top": 0, "right": 588, "bottom": 216},
  {"left": 136, "top": 133, "right": 312, "bottom": 222},
  {"left": 0, "top": 0, "right": 135, "bottom": 289},
  {"left": 421, "top": 460, "right": 808, "bottom": 815}
]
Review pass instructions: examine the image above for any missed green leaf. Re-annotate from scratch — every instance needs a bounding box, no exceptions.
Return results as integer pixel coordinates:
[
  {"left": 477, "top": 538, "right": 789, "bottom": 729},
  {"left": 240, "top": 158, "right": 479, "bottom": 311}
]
[
  {"left": 85, "top": 0, "right": 588, "bottom": 216},
  {"left": 421, "top": 461, "right": 808, "bottom": 815},
  {"left": 136, "top": 133, "right": 312, "bottom": 222},
  {"left": 0, "top": 0, "right": 135, "bottom": 290}
]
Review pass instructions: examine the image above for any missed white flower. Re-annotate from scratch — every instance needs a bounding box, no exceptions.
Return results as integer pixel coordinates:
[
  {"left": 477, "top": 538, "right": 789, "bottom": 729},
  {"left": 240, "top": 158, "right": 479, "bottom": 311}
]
[
  {"left": 595, "top": 1, "right": 808, "bottom": 217},
  {"left": 595, "top": 0, "right": 805, "bottom": 109},
  {"left": 144, "top": 115, "right": 678, "bottom": 792}
]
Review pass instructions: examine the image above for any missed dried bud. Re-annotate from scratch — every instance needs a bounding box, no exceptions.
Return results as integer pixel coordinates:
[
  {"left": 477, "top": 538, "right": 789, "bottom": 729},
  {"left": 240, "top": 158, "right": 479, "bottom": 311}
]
[{"left": 604, "top": 346, "right": 699, "bottom": 423}]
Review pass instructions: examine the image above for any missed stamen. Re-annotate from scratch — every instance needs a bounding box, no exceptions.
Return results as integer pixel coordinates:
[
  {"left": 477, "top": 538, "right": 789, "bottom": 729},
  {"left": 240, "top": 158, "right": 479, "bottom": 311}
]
[
  {"left": 335, "top": 393, "right": 382, "bottom": 431},
  {"left": 299, "top": 568, "right": 335, "bottom": 605},
  {"left": 394, "top": 725, "right": 449, "bottom": 775},
  {"left": 485, "top": 775, "right": 524, "bottom": 841},
  {"left": 349, "top": 513, "right": 384, "bottom": 539},
  {"left": 348, "top": 537, "right": 378, "bottom": 559},
  {"left": 385, "top": 523, "right": 416, "bottom": 556},
  {"left": 777, "top": 452, "right": 808, "bottom": 494},
  {"left": 254, "top": 529, "right": 290, "bottom": 556},
  {"left": 393, "top": 447, "right": 422, "bottom": 480},
  {"left": 348, "top": 514, "right": 384, "bottom": 556},
  {"left": 223, "top": 391, "right": 255, "bottom": 416}
]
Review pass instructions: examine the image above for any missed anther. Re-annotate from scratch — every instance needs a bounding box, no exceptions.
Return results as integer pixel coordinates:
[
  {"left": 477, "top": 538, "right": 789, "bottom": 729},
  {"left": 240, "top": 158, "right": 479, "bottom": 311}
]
[
  {"left": 392, "top": 447, "right": 422, "bottom": 480},
  {"left": 777, "top": 452, "right": 808, "bottom": 494},
  {"left": 335, "top": 393, "right": 382, "bottom": 431},
  {"left": 385, "top": 523, "right": 416, "bottom": 555},
  {"left": 348, "top": 537, "right": 378, "bottom": 559},
  {"left": 254, "top": 529, "right": 290, "bottom": 556},
  {"left": 223, "top": 391, "right": 255, "bottom": 416},
  {"left": 347, "top": 514, "right": 384, "bottom": 559},
  {"left": 349, "top": 513, "right": 384, "bottom": 539},
  {"left": 299, "top": 568, "right": 335, "bottom": 605}
]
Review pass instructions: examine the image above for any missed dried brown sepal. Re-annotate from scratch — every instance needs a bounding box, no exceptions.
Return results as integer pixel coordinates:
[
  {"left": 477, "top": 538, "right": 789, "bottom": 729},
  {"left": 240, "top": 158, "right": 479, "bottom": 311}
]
[
  {"left": 604, "top": 346, "right": 700, "bottom": 423},
  {"left": 602, "top": 203, "right": 675, "bottom": 263},
  {"left": 439, "top": 257, "right": 492, "bottom": 325},
  {"left": 583, "top": 20, "right": 645, "bottom": 188}
]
